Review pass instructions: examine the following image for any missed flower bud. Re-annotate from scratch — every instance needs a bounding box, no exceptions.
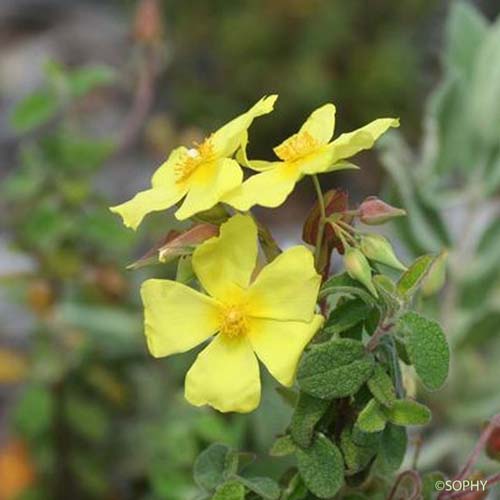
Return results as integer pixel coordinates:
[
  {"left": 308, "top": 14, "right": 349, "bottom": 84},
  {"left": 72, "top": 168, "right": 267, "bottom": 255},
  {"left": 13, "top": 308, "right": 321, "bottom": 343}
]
[
  {"left": 359, "top": 196, "right": 406, "bottom": 225},
  {"left": 359, "top": 234, "right": 407, "bottom": 271},
  {"left": 344, "top": 247, "right": 378, "bottom": 297},
  {"left": 421, "top": 250, "right": 448, "bottom": 297},
  {"left": 133, "top": 0, "right": 163, "bottom": 45},
  {"left": 487, "top": 426, "right": 500, "bottom": 462}
]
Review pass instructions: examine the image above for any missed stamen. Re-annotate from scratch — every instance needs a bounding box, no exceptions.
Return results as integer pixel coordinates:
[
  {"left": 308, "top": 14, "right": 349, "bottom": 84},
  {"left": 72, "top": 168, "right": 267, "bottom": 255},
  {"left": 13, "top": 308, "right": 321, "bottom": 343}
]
[
  {"left": 219, "top": 305, "right": 247, "bottom": 339},
  {"left": 173, "top": 137, "right": 215, "bottom": 183},
  {"left": 273, "top": 131, "right": 319, "bottom": 162}
]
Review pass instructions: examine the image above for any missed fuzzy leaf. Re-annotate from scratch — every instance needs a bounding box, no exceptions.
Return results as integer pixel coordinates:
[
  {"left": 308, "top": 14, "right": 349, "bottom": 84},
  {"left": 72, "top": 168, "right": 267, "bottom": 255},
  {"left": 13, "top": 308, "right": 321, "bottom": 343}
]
[
  {"left": 319, "top": 273, "right": 377, "bottom": 306},
  {"left": 324, "top": 299, "right": 372, "bottom": 337},
  {"left": 269, "top": 435, "right": 296, "bottom": 457},
  {"left": 296, "top": 434, "right": 344, "bottom": 499},
  {"left": 399, "top": 312, "right": 450, "bottom": 390},
  {"left": 291, "top": 393, "right": 330, "bottom": 448},
  {"left": 212, "top": 481, "right": 245, "bottom": 500},
  {"left": 236, "top": 476, "right": 280, "bottom": 500},
  {"left": 397, "top": 255, "right": 435, "bottom": 296},
  {"left": 194, "top": 443, "right": 230, "bottom": 491},
  {"left": 367, "top": 365, "right": 396, "bottom": 408},
  {"left": 297, "top": 339, "right": 374, "bottom": 399},
  {"left": 385, "top": 399, "right": 431, "bottom": 426},
  {"left": 376, "top": 424, "right": 407, "bottom": 473},
  {"left": 356, "top": 399, "right": 387, "bottom": 433},
  {"left": 340, "top": 427, "right": 379, "bottom": 474}
]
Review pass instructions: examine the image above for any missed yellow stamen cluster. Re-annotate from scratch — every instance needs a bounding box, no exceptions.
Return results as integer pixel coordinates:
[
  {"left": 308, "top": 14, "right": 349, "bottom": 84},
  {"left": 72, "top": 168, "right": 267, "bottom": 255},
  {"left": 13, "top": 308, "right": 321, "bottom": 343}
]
[
  {"left": 174, "top": 137, "right": 215, "bottom": 183},
  {"left": 273, "top": 131, "right": 319, "bottom": 162},
  {"left": 219, "top": 304, "right": 248, "bottom": 339}
]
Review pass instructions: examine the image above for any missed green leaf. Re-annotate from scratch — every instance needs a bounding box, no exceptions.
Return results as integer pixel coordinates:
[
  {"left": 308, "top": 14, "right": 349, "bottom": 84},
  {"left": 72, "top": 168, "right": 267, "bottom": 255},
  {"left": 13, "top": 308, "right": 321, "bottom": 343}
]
[
  {"left": 64, "top": 394, "right": 109, "bottom": 442},
  {"left": 67, "top": 65, "right": 115, "bottom": 97},
  {"left": 12, "top": 384, "right": 54, "bottom": 439},
  {"left": 282, "top": 473, "right": 308, "bottom": 500},
  {"left": 399, "top": 311, "right": 450, "bottom": 390},
  {"left": 194, "top": 443, "right": 231, "bottom": 491},
  {"left": 269, "top": 435, "right": 296, "bottom": 457},
  {"left": 469, "top": 16, "right": 500, "bottom": 145},
  {"left": 236, "top": 476, "right": 280, "bottom": 500},
  {"left": 319, "top": 273, "right": 377, "bottom": 306},
  {"left": 445, "top": 1, "right": 487, "bottom": 76},
  {"left": 356, "top": 399, "right": 387, "bottom": 433},
  {"left": 378, "top": 133, "right": 450, "bottom": 253},
  {"left": 376, "top": 424, "right": 407, "bottom": 473},
  {"left": 373, "top": 274, "right": 402, "bottom": 313},
  {"left": 296, "top": 434, "right": 344, "bottom": 499},
  {"left": 340, "top": 427, "right": 379, "bottom": 475},
  {"left": 397, "top": 255, "right": 435, "bottom": 296},
  {"left": 41, "top": 134, "right": 113, "bottom": 172},
  {"left": 212, "top": 481, "right": 245, "bottom": 500},
  {"left": 10, "top": 90, "right": 59, "bottom": 132},
  {"left": 367, "top": 365, "right": 396, "bottom": 408},
  {"left": 297, "top": 339, "right": 374, "bottom": 399},
  {"left": 385, "top": 399, "right": 431, "bottom": 426},
  {"left": 323, "top": 299, "right": 372, "bottom": 337},
  {"left": 291, "top": 393, "right": 330, "bottom": 448}
]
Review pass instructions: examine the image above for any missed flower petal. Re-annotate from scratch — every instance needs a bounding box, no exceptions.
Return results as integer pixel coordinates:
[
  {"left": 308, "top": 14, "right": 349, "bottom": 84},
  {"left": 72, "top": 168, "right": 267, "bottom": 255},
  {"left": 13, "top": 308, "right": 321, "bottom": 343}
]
[
  {"left": 248, "top": 315, "right": 324, "bottom": 386},
  {"left": 298, "top": 103, "right": 336, "bottom": 145},
  {"left": 192, "top": 214, "right": 257, "bottom": 302},
  {"left": 328, "top": 118, "right": 399, "bottom": 167},
  {"left": 247, "top": 246, "right": 321, "bottom": 322},
  {"left": 110, "top": 186, "right": 186, "bottom": 230},
  {"left": 236, "top": 132, "right": 281, "bottom": 171},
  {"left": 110, "top": 147, "right": 188, "bottom": 230},
  {"left": 185, "top": 335, "right": 260, "bottom": 413},
  {"left": 141, "top": 279, "right": 220, "bottom": 357},
  {"left": 174, "top": 158, "right": 243, "bottom": 220},
  {"left": 210, "top": 95, "right": 278, "bottom": 158},
  {"left": 298, "top": 147, "right": 360, "bottom": 175},
  {"left": 222, "top": 163, "right": 301, "bottom": 210}
]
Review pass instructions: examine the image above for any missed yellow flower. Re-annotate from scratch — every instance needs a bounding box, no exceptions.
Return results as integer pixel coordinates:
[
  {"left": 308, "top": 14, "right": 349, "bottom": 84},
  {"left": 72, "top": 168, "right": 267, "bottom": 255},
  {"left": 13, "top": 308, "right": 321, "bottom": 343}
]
[
  {"left": 141, "top": 215, "right": 323, "bottom": 413},
  {"left": 110, "top": 95, "right": 277, "bottom": 229},
  {"left": 223, "top": 104, "right": 399, "bottom": 210}
]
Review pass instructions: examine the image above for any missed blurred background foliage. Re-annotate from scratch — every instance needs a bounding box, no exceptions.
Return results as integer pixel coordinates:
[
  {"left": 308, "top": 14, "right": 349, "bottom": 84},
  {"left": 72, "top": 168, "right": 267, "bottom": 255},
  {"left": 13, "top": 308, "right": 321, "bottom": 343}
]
[{"left": 0, "top": 0, "right": 499, "bottom": 499}]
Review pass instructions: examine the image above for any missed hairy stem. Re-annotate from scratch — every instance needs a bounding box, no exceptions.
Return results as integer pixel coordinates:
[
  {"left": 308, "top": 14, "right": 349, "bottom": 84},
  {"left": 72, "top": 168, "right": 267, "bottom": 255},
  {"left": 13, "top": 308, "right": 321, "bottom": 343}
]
[{"left": 312, "top": 175, "right": 326, "bottom": 272}]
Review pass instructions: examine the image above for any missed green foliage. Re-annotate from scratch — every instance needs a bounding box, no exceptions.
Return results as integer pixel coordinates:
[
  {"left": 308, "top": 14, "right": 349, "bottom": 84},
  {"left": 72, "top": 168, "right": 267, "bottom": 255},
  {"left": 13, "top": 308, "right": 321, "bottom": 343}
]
[
  {"left": 376, "top": 425, "right": 407, "bottom": 474},
  {"left": 357, "top": 399, "right": 387, "bottom": 433},
  {"left": 384, "top": 399, "right": 431, "bottom": 426},
  {"left": 297, "top": 339, "right": 374, "bottom": 399},
  {"left": 194, "top": 444, "right": 231, "bottom": 491},
  {"left": 296, "top": 434, "right": 344, "bottom": 499},
  {"left": 396, "top": 254, "right": 435, "bottom": 297},
  {"left": 212, "top": 481, "right": 245, "bottom": 500},
  {"left": 367, "top": 365, "right": 396, "bottom": 408},
  {"left": 399, "top": 312, "right": 450, "bottom": 390},
  {"left": 269, "top": 435, "right": 296, "bottom": 457},
  {"left": 10, "top": 91, "right": 59, "bottom": 132},
  {"left": 236, "top": 476, "right": 280, "bottom": 500},
  {"left": 291, "top": 393, "right": 330, "bottom": 448},
  {"left": 323, "top": 298, "right": 372, "bottom": 338},
  {"left": 319, "top": 273, "right": 377, "bottom": 306},
  {"left": 340, "top": 427, "right": 379, "bottom": 474}
]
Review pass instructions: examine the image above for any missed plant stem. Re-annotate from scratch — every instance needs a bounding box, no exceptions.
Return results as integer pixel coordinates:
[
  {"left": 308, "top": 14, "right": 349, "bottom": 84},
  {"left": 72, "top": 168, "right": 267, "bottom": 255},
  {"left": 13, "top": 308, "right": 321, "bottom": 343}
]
[
  {"left": 454, "top": 414, "right": 500, "bottom": 481},
  {"left": 312, "top": 175, "right": 326, "bottom": 272},
  {"left": 366, "top": 321, "right": 394, "bottom": 351}
]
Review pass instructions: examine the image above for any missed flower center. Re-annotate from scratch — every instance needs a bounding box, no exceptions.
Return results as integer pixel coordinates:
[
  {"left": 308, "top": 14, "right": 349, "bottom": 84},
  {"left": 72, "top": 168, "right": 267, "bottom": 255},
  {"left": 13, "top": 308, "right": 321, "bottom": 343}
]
[
  {"left": 219, "top": 305, "right": 247, "bottom": 339},
  {"left": 174, "top": 137, "right": 215, "bottom": 183},
  {"left": 273, "top": 131, "right": 319, "bottom": 162}
]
